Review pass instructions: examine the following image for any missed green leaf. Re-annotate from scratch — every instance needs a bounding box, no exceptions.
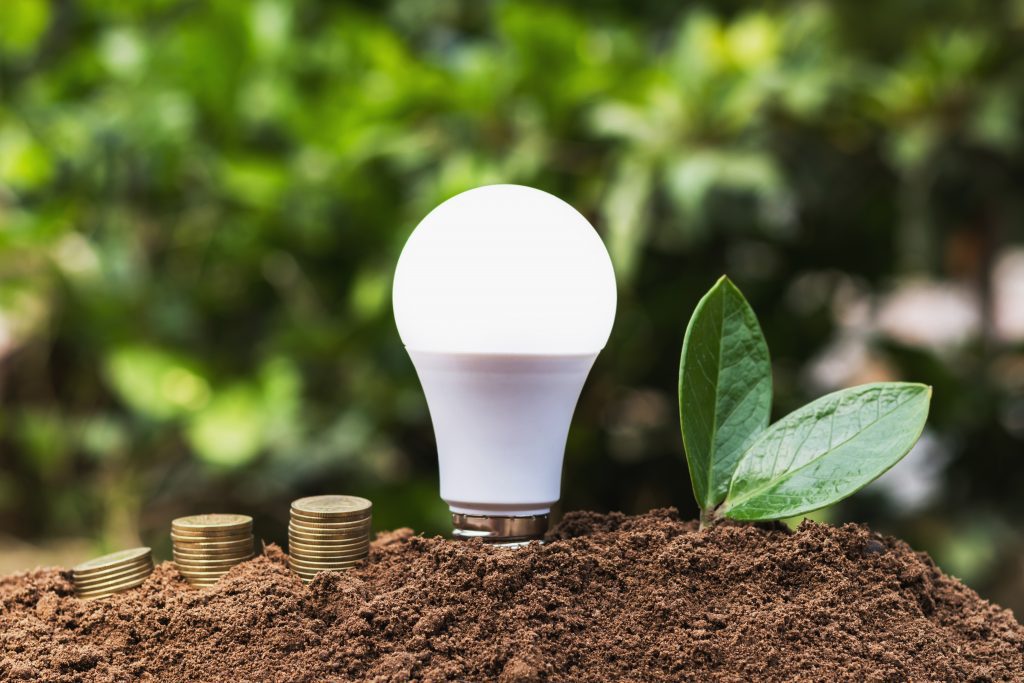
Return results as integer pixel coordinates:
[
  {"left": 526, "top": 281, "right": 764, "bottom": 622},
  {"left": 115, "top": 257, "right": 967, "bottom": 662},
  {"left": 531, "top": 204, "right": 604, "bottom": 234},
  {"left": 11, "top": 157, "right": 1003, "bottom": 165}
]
[
  {"left": 185, "top": 385, "right": 266, "bottom": 468},
  {"left": 0, "top": 0, "right": 50, "bottom": 57},
  {"left": 602, "top": 155, "right": 653, "bottom": 284},
  {"left": 680, "top": 276, "right": 772, "bottom": 512},
  {"left": 721, "top": 382, "right": 931, "bottom": 521},
  {"left": 103, "top": 345, "right": 210, "bottom": 421}
]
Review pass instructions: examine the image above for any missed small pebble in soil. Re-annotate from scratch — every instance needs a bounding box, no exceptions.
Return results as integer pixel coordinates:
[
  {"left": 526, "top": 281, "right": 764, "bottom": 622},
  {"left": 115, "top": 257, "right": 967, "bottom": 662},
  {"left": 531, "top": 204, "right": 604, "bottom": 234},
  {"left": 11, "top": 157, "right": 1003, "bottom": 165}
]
[{"left": 864, "top": 539, "right": 888, "bottom": 554}]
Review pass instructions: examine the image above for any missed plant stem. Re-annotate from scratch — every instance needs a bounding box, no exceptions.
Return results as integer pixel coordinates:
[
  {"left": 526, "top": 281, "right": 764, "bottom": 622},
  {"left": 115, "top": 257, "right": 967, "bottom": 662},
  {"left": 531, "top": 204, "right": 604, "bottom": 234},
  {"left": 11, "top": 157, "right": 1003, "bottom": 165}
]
[{"left": 699, "top": 508, "right": 715, "bottom": 530}]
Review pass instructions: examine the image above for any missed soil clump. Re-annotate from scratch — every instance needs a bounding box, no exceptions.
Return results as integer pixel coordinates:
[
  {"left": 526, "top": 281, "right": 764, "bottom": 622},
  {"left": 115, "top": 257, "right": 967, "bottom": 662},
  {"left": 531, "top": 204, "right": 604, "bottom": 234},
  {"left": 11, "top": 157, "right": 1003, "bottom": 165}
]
[{"left": 1, "top": 509, "right": 1021, "bottom": 681}]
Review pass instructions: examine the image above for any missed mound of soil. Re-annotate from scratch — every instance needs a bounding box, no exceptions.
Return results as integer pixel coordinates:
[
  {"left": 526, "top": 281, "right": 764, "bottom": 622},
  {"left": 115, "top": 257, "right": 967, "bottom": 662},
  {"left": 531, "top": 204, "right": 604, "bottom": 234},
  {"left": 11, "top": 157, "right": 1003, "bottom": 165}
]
[{"left": 1, "top": 509, "right": 1021, "bottom": 681}]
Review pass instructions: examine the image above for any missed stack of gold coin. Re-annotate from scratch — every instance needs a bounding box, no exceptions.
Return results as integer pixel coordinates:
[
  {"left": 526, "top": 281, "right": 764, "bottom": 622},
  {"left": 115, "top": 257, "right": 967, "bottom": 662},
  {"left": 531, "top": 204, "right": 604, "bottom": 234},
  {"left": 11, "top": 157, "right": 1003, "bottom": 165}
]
[
  {"left": 72, "top": 547, "right": 154, "bottom": 600},
  {"left": 288, "top": 495, "right": 371, "bottom": 583},
  {"left": 171, "top": 514, "right": 255, "bottom": 587}
]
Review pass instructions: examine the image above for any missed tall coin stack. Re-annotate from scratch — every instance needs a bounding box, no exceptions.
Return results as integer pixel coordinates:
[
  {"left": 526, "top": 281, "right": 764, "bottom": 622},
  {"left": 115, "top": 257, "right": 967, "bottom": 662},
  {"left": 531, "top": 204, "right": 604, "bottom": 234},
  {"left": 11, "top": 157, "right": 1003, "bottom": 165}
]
[
  {"left": 72, "top": 547, "right": 154, "bottom": 600},
  {"left": 171, "top": 514, "right": 256, "bottom": 587},
  {"left": 288, "top": 495, "right": 372, "bottom": 583}
]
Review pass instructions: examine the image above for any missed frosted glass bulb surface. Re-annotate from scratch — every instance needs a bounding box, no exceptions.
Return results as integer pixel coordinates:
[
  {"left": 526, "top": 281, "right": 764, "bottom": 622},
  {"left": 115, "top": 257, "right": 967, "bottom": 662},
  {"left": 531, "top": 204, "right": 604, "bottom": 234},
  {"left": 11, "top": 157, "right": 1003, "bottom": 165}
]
[{"left": 393, "top": 184, "right": 616, "bottom": 355}]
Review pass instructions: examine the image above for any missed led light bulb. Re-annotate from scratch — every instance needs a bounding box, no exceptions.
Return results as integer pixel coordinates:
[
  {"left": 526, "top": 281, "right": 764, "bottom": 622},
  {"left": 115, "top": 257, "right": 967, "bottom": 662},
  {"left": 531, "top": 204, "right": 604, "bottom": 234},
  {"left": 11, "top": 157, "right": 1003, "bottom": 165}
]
[{"left": 393, "top": 184, "right": 617, "bottom": 543}]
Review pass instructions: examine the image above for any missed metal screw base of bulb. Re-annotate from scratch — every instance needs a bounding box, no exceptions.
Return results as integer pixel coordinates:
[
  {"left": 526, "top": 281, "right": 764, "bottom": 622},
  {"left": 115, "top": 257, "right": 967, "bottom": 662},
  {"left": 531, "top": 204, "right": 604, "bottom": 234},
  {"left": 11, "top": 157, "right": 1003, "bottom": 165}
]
[{"left": 451, "top": 513, "right": 548, "bottom": 547}]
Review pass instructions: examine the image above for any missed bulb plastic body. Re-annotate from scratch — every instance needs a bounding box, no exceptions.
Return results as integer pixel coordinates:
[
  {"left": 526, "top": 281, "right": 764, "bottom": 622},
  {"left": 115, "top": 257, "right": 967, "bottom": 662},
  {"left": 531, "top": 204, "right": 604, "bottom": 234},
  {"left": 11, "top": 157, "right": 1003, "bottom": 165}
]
[
  {"left": 393, "top": 185, "right": 617, "bottom": 539},
  {"left": 409, "top": 351, "right": 596, "bottom": 517}
]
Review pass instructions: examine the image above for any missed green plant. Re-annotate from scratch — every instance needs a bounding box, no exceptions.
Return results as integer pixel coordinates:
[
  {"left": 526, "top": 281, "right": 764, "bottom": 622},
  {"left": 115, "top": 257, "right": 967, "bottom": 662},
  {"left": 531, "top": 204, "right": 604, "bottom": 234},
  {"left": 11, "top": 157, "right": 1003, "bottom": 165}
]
[{"left": 680, "top": 276, "right": 931, "bottom": 527}]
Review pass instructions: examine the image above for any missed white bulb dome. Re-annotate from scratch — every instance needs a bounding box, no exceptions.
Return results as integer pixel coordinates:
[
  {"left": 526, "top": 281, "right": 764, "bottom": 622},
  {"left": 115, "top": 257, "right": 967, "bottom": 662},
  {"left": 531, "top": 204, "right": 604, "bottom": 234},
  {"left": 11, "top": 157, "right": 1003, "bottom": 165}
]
[{"left": 393, "top": 184, "right": 617, "bottom": 355}]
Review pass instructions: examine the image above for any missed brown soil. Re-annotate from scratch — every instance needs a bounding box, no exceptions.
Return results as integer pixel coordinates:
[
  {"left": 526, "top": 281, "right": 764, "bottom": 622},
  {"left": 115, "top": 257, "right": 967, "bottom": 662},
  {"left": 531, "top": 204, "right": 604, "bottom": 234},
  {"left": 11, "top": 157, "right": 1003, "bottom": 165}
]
[{"left": 1, "top": 509, "right": 1021, "bottom": 682}]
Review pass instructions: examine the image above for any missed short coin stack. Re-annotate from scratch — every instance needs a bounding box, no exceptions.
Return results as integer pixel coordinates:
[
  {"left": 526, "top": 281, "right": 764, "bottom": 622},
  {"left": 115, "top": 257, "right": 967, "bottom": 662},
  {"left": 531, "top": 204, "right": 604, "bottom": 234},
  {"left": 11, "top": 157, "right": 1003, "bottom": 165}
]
[
  {"left": 72, "top": 547, "right": 154, "bottom": 600},
  {"left": 288, "top": 495, "right": 372, "bottom": 583},
  {"left": 171, "top": 514, "right": 256, "bottom": 587}
]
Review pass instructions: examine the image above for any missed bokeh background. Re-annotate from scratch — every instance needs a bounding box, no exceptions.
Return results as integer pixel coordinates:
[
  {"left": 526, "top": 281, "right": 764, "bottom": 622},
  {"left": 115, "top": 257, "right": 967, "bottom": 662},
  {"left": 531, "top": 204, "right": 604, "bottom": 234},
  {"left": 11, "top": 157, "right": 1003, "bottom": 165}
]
[{"left": 2, "top": 0, "right": 1023, "bottom": 612}]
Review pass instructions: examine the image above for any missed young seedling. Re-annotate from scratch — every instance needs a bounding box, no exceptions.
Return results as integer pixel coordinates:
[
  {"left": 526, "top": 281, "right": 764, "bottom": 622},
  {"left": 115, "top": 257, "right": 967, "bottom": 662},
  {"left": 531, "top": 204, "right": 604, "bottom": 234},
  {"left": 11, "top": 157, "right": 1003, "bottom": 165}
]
[{"left": 679, "top": 276, "right": 931, "bottom": 528}]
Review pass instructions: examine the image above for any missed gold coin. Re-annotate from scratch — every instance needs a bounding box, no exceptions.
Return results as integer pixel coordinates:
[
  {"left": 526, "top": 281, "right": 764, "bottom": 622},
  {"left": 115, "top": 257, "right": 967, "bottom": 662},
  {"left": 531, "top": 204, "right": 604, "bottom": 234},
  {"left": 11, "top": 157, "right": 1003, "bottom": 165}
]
[
  {"left": 176, "top": 568, "right": 232, "bottom": 577},
  {"left": 176, "top": 568, "right": 243, "bottom": 578},
  {"left": 287, "top": 542, "right": 368, "bottom": 555},
  {"left": 287, "top": 527, "right": 369, "bottom": 540},
  {"left": 286, "top": 528, "right": 370, "bottom": 540},
  {"left": 288, "top": 552, "right": 368, "bottom": 569},
  {"left": 288, "top": 547, "right": 369, "bottom": 560},
  {"left": 290, "top": 495, "right": 372, "bottom": 520},
  {"left": 72, "top": 548, "right": 152, "bottom": 577},
  {"left": 289, "top": 554, "right": 366, "bottom": 566},
  {"left": 288, "top": 538, "right": 369, "bottom": 550},
  {"left": 74, "top": 576, "right": 151, "bottom": 596},
  {"left": 72, "top": 565, "right": 151, "bottom": 589},
  {"left": 169, "top": 528, "right": 251, "bottom": 536},
  {"left": 289, "top": 558, "right": 367, "bottom": 569},
  {"left": 288, "top": 540, "right": 369, "bottom": 552},
  {"left": 172, "top": 556, "right": 252, "bottom": 568},
  {"left": 174, "top": 552, "right": 253, "bottom": 565},
  {"left": 77, "top": 581, "right": 148, "bottom": 600},
  {"left": 174, "top": 558, "right": 253, "bottom": 571},
  {"left": 78, "top": 591, "right": 120, "bottom": 601},
  {"left": 289, "top": 519, "right": 370, "bottom": 534},
  {"left": 170, "top": 535, "right": 254, "bottom": 549},
  {"left": 288, "top": 540, "right": 368, "bottom": 557},
  {"left": 172, "top": 544, "right": 254, "bottom": 559},
  {"left": 289, "top": 559, "right": 365, "bottom": 570},
  {"left": 172, "top": 552, "right": 253, "bottom": 564},
  {"left": 290, "top": 506, "right": 371, "bottom": 520},
  {"left": 181, "top": 576, "right": 222, "bottom": 584},
  {"left": 289, "top": 566, "right": 358, "bottom": 580},
  {"left": 171, "top": 537, "right": 251, "bottom": 549},
  {"left": 174, "top": 562, "right": 239, "bottom": 572},
  {"left": 171, "top": 528, "right": 251, "bottom": 539},
  {"left": 290, "top": 564, "right": 358, "bottom": 572},
  {"left": 289, "top": 531, "right": 369, "bottom": 544},
  {"left": 287, "top": 526, "right": 370, "bottom": 540},
  {"left": 171, "top": 528, "right": 252, "bottom": 538},
  {"left": 172, "top": 540, "right": 251, "bottom": 548},
  {"left": 286, "top": 536, "right": 366, "bottom": 548},
  {"left": 289, "top": 566, "right": 352, "bottom": 577},
  {"left": 288, "top": 518, "right": 371, "bottom": 531},
  {"left": 169, "top": 528, "right": 251, "bottom": 540},
  {"left": 72, "top": 557, "right": 152, "bottom": 582},
  {"left": 288, "top": 537, "right": 369, "bottom": 549},
  {"left": 174, "top": 561, "right": 251, "bottom": 573},
  {"left": 74, "top": 573, "right": 152, "bottom": 593},
  {"left": 292, "top": 573, "right": 337, "bottom": 582},
  {"left": 289, "top": 554, "right": 366, "bottom": 565},
  {"left": 174, "top": 548, "right": 250, "bottom": 556},
  {"left": 74, "top": 573, "right": 149, "bottom": 593},
  {"left": 171, "top": 511, "right": 250, "bottom": 532},
  {"left": 290, "top": 509, "right": 370, "bottom": 528}
]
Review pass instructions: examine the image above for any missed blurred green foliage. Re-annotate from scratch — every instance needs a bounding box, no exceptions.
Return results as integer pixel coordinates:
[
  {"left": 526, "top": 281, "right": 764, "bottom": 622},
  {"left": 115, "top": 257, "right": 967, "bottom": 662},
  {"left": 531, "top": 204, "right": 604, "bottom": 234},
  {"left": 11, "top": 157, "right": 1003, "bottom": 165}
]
[{"left": 2, "top": 1, "right": 1024, "bottom": 610}]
